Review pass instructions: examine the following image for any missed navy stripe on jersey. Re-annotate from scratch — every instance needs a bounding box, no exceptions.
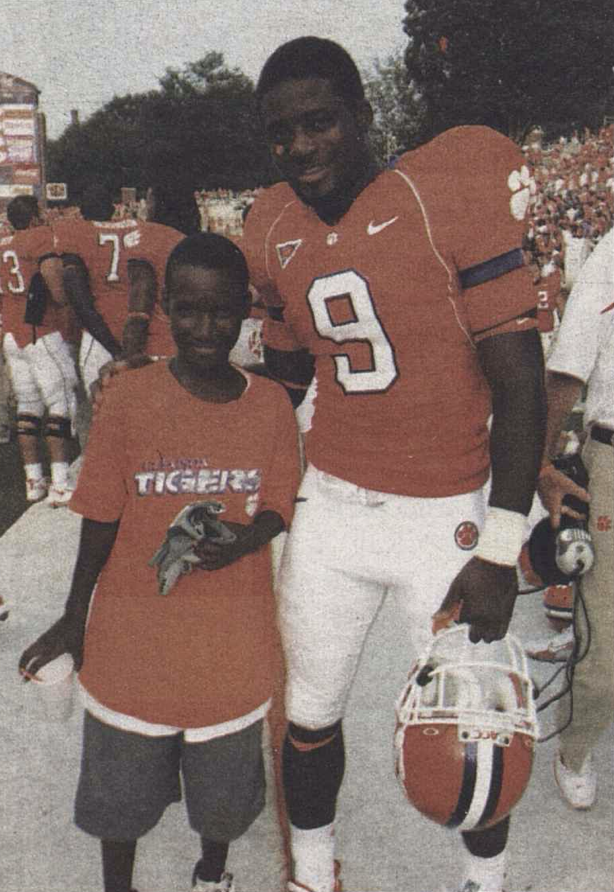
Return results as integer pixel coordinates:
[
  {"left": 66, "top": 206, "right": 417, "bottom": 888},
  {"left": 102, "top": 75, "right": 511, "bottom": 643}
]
[
  {"left": 459, "top": 248, "right": 524, "bottom": 290},
  {"left": 446, "top": 741, "right": 479, "bottom": 828}
]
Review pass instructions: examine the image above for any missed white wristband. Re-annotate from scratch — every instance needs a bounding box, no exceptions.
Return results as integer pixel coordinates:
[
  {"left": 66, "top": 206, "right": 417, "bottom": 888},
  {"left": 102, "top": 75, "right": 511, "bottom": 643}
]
[{"left": 475, "top": 507, "right": 526, "bottom": 566}]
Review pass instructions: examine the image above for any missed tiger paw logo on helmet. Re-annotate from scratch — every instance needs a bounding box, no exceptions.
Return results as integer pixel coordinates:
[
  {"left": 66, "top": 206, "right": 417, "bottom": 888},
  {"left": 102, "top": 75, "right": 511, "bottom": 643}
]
[
  {"left": 394, "top": 625, "right": 538, "bottom": 831},
  {"left": 508, "top": 165, "right": 534, "bottom": 221}
]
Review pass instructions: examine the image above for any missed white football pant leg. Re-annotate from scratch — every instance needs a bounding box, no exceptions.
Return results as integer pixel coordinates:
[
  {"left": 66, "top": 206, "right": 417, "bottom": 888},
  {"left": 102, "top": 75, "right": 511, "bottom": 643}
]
[
  {"left": 3, "top": 333, "right": 44, "bottom": 416},
  {"left": 79, "top": 332, "right": 113, "bottom": 398},
  {"left": 31, "top": 332, "right": 78, "bottom": 418},
  {"left": 279, "top": 465, "right": 388, "bottom": 729}
]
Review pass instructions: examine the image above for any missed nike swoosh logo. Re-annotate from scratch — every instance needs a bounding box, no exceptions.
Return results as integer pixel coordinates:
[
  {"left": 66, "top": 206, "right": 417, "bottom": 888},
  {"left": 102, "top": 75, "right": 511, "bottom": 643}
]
[{"left": 367, "top": 216, "right": 398, "bottom": 235}]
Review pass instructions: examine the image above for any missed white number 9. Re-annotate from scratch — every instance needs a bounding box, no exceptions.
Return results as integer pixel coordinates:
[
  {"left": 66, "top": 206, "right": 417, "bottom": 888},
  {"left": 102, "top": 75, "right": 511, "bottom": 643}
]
[{"left": 306, "top": 270, "right": 398, "bottom": 394}]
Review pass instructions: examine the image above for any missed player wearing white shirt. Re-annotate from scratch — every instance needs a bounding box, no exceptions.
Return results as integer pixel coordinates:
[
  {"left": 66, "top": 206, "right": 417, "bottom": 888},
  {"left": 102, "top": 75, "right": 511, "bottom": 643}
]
[{"left": 537, "top": 228, "right": 614, "bottom": 809}]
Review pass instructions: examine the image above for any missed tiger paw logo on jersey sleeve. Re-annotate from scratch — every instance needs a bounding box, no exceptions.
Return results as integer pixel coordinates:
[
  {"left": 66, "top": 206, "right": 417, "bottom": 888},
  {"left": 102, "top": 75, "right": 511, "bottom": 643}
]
[
  {"left": 124, "top": 229, "right": 142, "bottom": 248},
  {"left": 507, "top": 166, "right": 535, "bottom": 221}
]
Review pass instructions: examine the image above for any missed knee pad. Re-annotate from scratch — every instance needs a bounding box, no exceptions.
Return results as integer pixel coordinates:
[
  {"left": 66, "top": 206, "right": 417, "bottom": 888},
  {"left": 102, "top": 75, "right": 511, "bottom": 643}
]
[
  {"left": 282, "top": 720, "right": 345, "bottom": 829},
  {"left": 44, "top": 415, "right": 73, "bottom": 439},
  {"left": 16, "top": 413, "right": 43, "bottom": 437}
]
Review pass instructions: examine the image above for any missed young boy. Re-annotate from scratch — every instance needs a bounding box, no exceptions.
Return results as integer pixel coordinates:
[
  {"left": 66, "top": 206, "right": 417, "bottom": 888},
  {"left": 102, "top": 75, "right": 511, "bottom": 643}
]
[{"left": 19, "top": 232, "right": 300, "bottom": 892}]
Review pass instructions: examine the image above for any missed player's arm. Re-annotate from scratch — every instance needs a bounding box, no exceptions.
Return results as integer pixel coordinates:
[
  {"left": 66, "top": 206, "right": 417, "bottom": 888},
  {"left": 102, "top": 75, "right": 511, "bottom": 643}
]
[
  {"left": 121, "top": 259, "right": 157, "bottom": 358},
  {"left": 19, "top": 518, "right": 119, "bottom": 678},
  {"left": 39, "top": 254, "right": 68, "bottom": 307},
  {"left": 62, "top": 254, "right": 122, "bottom": 359},
  {"left": 436, "top": 329, "right": 547, "bottom": 643}
]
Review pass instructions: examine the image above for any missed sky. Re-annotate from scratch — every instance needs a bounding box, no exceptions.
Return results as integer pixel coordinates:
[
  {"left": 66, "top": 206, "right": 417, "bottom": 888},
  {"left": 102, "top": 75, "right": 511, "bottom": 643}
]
[{"left": 3, "top": 0, "right": 407, "bottom": 139}]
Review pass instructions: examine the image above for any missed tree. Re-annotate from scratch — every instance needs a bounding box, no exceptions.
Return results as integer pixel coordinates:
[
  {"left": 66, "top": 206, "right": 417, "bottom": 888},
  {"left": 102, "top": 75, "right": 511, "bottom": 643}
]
[
  {"left": 362, "top": 51, "right": 427, "bottom": 159},
  {"left": 403, "top": 0, "right": 614, "bottom": 143},
  {"left": 46, "top": 52, "right": 273, "bottom": 205}
]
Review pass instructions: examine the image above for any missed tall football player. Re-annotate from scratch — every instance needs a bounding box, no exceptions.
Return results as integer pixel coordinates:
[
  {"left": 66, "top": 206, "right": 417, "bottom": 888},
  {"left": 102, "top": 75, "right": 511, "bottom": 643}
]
[{"left": 242, "top": 37, "right": 546, "bottom": 892}]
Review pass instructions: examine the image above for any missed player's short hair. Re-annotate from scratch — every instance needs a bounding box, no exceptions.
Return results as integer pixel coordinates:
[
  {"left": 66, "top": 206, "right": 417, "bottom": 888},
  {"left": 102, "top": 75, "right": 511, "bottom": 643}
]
[
  {"left": 164, "top": 232, "right": 249, "bottom": 294},
  {"left": 6, "top": 195, "right": 40, "bottom": 230},
  {"left": 79, "top": 185, "right": 114, "bottom": 221},
  {"left": 256, "top": 36, "right": 365, "bottom": 106}
]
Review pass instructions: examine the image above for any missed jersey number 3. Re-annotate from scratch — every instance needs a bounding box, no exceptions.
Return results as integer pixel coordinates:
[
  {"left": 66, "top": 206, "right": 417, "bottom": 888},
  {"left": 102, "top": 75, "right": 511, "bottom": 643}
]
[{"left": 306, "top": 270, "right": 398, "bottom": 394}]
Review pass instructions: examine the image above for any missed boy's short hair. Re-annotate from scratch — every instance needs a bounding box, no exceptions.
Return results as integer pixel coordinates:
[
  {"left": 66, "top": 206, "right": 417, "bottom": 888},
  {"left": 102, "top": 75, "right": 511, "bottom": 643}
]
[
  {"left": 256, "top": 36, "right": 365, "bottom": 106},
  {"left": 6, "top": 195, "right": 39, "bottom": 230},
  {"left": 164, "top": 232, "right": 250, "bottom": 293}
]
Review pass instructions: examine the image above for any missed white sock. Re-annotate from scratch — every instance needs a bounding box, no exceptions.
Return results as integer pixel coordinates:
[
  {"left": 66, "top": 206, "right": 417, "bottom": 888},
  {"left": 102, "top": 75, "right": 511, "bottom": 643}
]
[
  {"left": 462, "top": 850, "right": 506, "bottom": 892},
  {"left": 51, "top": 461, "right": 69, "bottom": 488},
  {"left": 24, "top": 462, "right": 44, "bottom": 481},
  {"left": 290, "top": 822, "right": 335, "bottom": 892}
]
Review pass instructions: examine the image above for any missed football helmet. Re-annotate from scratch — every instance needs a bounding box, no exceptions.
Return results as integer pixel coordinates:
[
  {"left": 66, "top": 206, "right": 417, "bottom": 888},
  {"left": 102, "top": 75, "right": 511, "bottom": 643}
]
[{"left": 394, "top": 624, "right": 538, "bottom": 831}]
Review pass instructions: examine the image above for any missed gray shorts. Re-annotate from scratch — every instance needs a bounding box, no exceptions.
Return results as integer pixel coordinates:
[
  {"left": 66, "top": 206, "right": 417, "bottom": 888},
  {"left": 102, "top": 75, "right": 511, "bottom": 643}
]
[{"left": 75, "top": 711, "right": 265, "bottom": 841}]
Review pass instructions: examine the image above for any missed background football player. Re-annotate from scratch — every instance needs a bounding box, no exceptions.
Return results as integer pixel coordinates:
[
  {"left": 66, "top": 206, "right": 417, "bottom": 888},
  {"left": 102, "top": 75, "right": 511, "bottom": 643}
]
[{"left": 1, "top": 195, "right": 78, "bottom": 506}]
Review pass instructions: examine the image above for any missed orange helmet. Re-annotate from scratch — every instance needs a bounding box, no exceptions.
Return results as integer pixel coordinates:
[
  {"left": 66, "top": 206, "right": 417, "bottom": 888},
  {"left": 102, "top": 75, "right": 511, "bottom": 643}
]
[{"left": 394, "top": 625, "right": 538, "bottom": 831}]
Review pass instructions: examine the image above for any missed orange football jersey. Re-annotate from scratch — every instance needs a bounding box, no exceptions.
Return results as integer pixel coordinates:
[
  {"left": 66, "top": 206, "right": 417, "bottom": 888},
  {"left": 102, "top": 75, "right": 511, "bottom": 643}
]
[
  {"left": 243, "top": 126, "right": 537, "bottom": 497},
  {"left": 52, "top": 218, "right": 183, "bottom": 348},
  {"left": 0, "top": 225, "right": 65, "bottom": 348},
  {"left": 534, "top": 269, "right": 561, "bottom": 333}
]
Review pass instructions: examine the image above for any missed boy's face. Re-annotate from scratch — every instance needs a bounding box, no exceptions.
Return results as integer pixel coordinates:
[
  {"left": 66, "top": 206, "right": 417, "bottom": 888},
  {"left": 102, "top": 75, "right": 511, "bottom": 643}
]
[{"left": 166, "top": 264, "right": 249, "bottom": 374}]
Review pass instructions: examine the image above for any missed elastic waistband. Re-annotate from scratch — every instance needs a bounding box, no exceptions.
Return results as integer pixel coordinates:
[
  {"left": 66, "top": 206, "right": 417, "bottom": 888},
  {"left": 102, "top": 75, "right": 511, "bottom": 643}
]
[{"left": 591, "top": 425, "right": 614, "bottom": 447}]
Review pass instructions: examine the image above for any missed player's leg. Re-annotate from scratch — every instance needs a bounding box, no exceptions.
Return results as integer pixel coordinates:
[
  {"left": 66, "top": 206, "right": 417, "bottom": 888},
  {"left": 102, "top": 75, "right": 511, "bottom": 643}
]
[
  {"left": 555, "top": 438, "right": 614, "bottom": 806},
  {"left": 182, "top": 719, "right": 267, "bottom": 890},
  {"left": 3, "top": 333, "right": 48, "bottom": 500},
  {"left": 32, "top": 332, "right": 79, "bottom": 504},
  {"left": 75, "top": 712, "right": 182, "bottom": 892},
  {"left": 278, "top": 466, "right": 387, "bottom": 892}
]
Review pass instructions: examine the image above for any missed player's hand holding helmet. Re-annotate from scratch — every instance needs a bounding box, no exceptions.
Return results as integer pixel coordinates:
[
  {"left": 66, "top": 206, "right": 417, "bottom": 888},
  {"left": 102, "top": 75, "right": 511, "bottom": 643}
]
[{"left": 394, "top": 624, "right": 538, "bottom": 831}]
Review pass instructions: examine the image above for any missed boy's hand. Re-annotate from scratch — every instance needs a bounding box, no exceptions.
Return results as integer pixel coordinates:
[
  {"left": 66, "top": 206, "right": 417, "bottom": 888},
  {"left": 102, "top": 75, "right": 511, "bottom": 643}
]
[
  {"left": 194, "top": 521, "right": 263, "bottom": 571},
  {"left": 18, "top": 615, "right": 86, "bottom": 680}
]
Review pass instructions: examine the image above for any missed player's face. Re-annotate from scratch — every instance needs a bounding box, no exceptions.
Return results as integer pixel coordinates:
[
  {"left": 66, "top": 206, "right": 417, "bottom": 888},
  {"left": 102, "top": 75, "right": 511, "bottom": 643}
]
[
  {"left": 261, "top": 78, "right": 372, "bottom": 202},
  {"left": 167, "top": 265, "right": 248, "bottom": 374}
]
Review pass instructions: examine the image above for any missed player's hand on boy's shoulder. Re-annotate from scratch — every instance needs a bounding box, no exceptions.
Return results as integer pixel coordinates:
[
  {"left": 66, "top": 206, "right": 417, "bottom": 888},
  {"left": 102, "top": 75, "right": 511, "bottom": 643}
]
[
  {"left": 91, "top": 354, "right": 154, "bottom": 410},
  {"left": 433, "top": 557, "right": 518, "bottom": 644},
  {"left": 18, "top": 614, "right": 86, "bottom": 681}
]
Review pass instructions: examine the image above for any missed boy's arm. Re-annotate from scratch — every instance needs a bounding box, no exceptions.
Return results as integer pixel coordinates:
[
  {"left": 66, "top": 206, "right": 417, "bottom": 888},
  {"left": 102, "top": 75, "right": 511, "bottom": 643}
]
[{"left": 19, "top": 518, "right": 119, "bottom": 678}]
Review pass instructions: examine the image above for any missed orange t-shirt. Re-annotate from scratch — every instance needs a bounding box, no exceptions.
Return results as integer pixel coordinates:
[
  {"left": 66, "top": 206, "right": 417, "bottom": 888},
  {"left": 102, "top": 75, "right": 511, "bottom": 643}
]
[
  {"left": 70, "top": 361, "right": 300, "bottom": 727},
  {"left": 53, "top": 218, "right": 183, "bottom": 350},
  {"left": 0, "top": 225, "right": 65, "bottom": 348},
  {"left": 244, "top": 125, "right": 537, "bottom": 497}
]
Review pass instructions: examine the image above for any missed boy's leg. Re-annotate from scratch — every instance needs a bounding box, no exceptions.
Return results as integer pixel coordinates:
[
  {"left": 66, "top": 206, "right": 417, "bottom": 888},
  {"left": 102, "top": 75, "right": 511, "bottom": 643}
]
[
  {"left": 101, "top": 839, "right": 137, "bottom": 892},
  {"left": 193, "top": 839, "right": 230, "bottom": 883},
  {"left": 182, "top": 719, "right": 266, "bottom": 887}
]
